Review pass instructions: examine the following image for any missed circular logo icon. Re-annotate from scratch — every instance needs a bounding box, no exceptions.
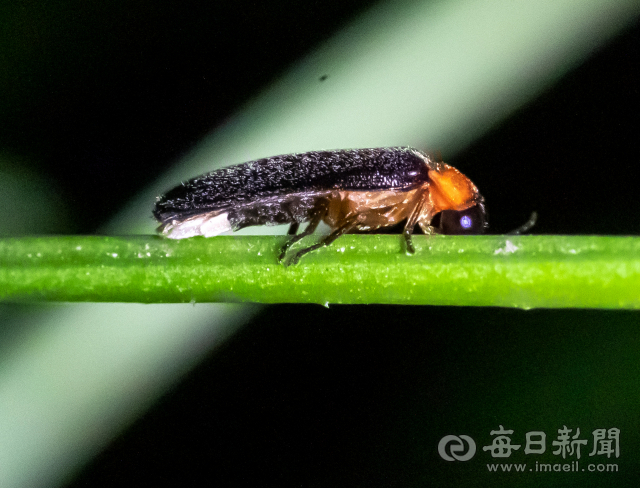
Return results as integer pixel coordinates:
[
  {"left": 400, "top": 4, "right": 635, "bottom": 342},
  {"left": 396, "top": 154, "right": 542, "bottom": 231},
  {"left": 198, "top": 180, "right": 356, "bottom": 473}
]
[{"left": 438, "top": 435, "right": 477, "bottom": 461}]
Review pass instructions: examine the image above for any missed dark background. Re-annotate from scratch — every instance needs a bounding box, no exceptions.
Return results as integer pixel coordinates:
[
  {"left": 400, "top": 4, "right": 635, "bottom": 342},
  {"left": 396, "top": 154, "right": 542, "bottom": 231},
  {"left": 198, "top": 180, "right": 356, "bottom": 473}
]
[
  {"left": 2, "top": 2, "right": 638, "bottom": 235},
  {"left": 2, "top": 1, "right": 639, "bottom": 486}
]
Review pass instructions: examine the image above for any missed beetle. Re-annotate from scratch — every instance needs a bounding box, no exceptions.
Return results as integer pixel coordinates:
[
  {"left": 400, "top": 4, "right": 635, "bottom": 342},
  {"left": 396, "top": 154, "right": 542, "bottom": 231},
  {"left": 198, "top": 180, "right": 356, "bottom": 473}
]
[{"left": 154, "top": 147, "right": 487, "bottom": 265}]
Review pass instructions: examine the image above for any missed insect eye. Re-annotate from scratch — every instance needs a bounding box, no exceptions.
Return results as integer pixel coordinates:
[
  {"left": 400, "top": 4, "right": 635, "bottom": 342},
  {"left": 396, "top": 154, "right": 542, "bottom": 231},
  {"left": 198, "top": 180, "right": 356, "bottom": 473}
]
[
  {"left": 459, "top": 215, "right": 473, "bottom": 230},
  {"left": 433, "top": 204, "right": 487, "bottom": 235}
]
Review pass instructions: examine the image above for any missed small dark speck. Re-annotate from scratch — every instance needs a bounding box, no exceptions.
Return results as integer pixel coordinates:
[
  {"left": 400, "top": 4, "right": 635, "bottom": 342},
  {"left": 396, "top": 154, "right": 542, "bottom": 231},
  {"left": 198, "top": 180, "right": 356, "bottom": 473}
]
[{"left": 319, "top": 74, "right": 329, "bottom": 82}]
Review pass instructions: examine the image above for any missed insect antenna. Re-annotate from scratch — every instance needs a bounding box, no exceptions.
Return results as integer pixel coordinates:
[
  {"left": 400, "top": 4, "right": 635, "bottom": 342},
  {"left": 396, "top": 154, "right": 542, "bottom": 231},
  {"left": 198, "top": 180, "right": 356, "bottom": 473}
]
[{"left": 506, "top": 211, "right": 538, "bottom": 235}]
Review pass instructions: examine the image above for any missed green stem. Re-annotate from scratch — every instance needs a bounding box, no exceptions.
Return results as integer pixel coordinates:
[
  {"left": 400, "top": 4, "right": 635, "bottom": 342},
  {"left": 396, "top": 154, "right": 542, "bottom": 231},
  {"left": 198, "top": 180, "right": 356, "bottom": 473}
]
[{"left": 1, "top": 235, "right": 639, "bottom": 308}]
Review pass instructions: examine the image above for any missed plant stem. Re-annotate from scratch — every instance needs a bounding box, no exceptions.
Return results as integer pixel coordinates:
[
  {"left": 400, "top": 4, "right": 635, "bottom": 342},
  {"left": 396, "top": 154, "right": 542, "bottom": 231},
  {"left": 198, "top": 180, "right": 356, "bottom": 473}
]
[{"left": 1, "top": 234, "right": 639, "bottom": 308}]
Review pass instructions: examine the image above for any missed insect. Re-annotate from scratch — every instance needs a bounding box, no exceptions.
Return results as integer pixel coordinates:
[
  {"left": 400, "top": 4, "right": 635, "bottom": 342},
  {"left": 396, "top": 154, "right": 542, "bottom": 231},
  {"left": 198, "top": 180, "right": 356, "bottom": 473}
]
[{"left": 154, "top": 147, "right": 487, "bottom": 265}]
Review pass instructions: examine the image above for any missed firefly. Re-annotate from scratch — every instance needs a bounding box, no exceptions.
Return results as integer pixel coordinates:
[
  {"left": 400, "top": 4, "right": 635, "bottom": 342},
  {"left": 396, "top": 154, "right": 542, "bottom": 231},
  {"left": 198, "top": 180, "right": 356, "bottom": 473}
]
[{"left": 154, "top": 147, "right": 487, "bottom": 265}]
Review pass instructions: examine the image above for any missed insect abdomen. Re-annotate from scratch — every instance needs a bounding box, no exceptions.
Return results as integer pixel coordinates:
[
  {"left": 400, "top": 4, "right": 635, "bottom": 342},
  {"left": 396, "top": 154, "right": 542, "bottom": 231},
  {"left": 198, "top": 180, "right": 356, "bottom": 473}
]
[{"left": 227, "top": 192, "right": 329, "bottom": 230}]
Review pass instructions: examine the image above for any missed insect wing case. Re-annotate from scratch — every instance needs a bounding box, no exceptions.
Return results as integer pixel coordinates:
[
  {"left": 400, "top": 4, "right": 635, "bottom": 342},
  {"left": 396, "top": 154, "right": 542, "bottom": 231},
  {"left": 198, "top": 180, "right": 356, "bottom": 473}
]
[{"left": 154, "top": 147, "right": 434, "bottom": 234}]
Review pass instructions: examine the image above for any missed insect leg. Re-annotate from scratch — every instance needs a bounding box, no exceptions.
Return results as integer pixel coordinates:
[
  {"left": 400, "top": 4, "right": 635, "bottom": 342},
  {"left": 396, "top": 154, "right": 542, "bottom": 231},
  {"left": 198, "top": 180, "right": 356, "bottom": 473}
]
[
  {"left": 402, "top": 191, "right": 430, "bottom": 254},
  {"left": 286, "top": 216, "right": 359, "bottom": 266},
  {"left": 287, "top": 222, "right": 300, "bottom": 235},
  {"left": 278, "top": 199, "right": 328, "bottom": 263}
]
